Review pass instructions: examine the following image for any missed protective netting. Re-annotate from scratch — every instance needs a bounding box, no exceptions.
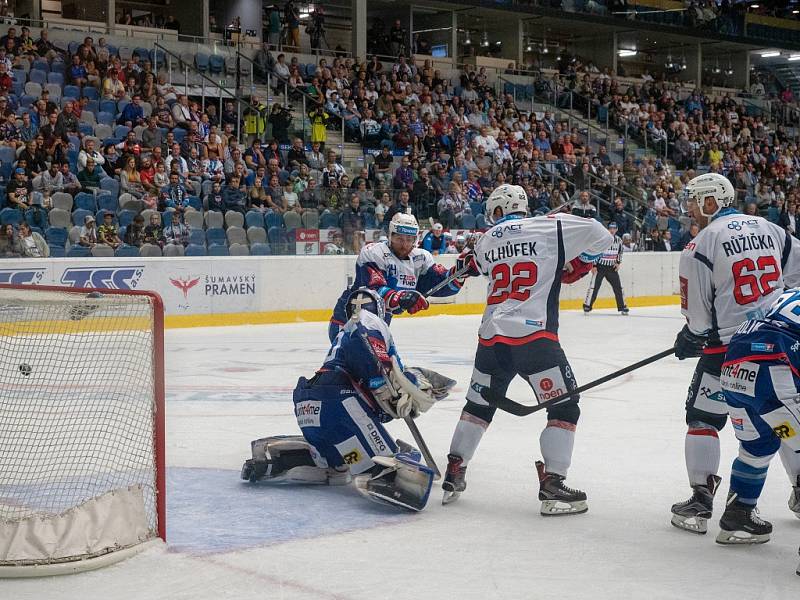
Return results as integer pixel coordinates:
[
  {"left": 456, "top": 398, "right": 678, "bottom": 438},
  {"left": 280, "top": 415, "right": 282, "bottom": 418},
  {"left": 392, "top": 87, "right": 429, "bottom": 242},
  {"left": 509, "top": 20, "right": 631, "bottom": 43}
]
[{"left": 0, "top": 288, "right": 160, "bottom": 559}]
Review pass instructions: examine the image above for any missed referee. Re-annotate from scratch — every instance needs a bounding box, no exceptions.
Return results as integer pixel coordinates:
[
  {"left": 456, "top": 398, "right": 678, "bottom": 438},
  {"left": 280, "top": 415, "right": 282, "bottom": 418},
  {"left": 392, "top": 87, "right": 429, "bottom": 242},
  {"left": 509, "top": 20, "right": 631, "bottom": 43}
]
[{"left": 583, "top": 222, "right": 629, "bottom": 315}]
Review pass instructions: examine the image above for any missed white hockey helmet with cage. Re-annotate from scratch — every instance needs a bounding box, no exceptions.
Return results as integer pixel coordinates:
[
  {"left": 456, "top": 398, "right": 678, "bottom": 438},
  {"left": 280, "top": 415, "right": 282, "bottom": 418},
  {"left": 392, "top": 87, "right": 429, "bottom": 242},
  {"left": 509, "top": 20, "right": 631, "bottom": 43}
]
[
  {"left": 389, "top": 212, "right": 419, "bottom": 238},
  {"left": 345, "top": 287, "right": 386, "bottom": 320},
  {"left": 684, "top": 173, "right": 735, "bottom": 218},
  {"left": 486, "top": 184, "right": 528, "bottom": 224}
]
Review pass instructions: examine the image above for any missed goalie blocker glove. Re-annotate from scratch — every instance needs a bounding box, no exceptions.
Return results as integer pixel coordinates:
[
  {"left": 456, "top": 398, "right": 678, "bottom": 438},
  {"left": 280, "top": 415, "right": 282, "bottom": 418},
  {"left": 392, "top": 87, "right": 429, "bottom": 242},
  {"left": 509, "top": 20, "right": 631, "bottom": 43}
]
[
  {"left": 384, "top": 289, "right": 429, "bottom": 315},
  {"left": 674, "top": 324, "right": 707, "bottom": 359}
]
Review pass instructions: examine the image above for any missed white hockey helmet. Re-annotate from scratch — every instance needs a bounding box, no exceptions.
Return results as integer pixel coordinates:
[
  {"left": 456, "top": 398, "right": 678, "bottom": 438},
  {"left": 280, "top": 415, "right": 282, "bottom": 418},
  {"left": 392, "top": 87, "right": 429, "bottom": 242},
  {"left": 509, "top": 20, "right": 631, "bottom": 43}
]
[
  {"left": 684, "top": 173, "right": 735, "bottom": 218},
  {"left": 486, "top": 184, "right": 528, "bottom": 224},
  {"left": 389, "top": 212, "right": 419, "bottom": 238}
]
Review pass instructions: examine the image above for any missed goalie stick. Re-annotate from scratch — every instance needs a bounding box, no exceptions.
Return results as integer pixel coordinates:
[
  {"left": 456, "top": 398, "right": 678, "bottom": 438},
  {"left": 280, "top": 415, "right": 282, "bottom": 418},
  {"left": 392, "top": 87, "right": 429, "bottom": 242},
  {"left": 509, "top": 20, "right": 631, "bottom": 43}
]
[
  {"left": 354, "top": 325, "right": 442, "bottom": 480},
  {"left": 482, "top": 347, "right": 676, "bottom": 417}
]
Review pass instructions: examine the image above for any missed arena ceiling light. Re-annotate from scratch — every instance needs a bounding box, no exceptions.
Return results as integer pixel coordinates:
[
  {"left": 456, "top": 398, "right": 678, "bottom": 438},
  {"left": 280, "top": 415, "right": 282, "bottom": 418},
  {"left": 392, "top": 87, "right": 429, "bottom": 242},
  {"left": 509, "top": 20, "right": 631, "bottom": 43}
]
[
  {"left": 760, "top": 50, "right": 780, "bottom": 57},
  {"left": 617, "top": 49, "right": 637, "bottom": 57}
]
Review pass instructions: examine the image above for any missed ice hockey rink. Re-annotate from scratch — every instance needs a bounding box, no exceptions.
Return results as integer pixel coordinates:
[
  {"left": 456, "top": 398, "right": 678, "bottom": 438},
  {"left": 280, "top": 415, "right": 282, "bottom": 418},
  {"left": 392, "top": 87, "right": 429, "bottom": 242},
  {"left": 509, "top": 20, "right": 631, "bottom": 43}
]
[{"left": 8, "top": 305, "right": 800, "bottom": 599}]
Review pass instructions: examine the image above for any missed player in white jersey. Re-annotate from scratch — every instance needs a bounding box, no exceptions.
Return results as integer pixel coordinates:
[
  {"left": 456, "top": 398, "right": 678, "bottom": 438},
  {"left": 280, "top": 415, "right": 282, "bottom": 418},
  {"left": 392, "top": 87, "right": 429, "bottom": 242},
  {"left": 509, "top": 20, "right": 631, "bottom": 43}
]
[
  {"left": 442, "top": 184, "right": 612, "bottom": 513},
  {"left": 328, "top": 213, "right": 469, "bottom": 342},
  {"left": 671, "top": 172, "right": 800, "bottom": 534}
]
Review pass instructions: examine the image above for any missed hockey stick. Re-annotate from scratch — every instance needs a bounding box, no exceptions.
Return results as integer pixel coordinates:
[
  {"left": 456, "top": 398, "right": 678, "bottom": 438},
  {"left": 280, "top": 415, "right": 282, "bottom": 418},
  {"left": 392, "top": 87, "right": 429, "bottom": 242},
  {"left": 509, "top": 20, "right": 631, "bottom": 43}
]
[
  {"left": 423, "top": 263, "right": 473, "bottom": 298},
  {"left": 354, "top": 327, "right": 442, "bottom": 479},
  {"left": 481, "top": 347, "right": 676, "bottom": 417}
]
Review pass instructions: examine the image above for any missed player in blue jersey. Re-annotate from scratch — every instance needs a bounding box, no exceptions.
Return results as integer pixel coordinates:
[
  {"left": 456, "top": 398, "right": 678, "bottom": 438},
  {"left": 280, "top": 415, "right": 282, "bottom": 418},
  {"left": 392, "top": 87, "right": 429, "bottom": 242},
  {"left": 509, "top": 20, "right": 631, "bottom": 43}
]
[
  {"left": 717, "top": 288, "right": 800, "bottom": 546},
  {"left": 242, "top": 288, "right": 455, "bottom": 511},
  {"left": 327, "top": 213, "right": 478, "bottom": 342}
]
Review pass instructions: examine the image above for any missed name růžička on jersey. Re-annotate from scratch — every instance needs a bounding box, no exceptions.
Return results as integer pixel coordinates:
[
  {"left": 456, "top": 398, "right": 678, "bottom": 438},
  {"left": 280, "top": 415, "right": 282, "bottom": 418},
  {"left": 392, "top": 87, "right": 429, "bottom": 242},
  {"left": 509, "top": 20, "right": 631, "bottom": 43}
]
[{"left": 722, "top": 234, "right": 776, "bottom": 258}]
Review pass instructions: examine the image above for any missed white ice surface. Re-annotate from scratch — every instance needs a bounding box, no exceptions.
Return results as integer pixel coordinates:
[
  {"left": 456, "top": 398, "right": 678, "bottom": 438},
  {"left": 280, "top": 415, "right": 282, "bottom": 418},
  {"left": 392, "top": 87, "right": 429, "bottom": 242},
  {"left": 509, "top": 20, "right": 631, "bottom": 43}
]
[{"left": 6, "top": 306, "right": 800, "bottom": 599}]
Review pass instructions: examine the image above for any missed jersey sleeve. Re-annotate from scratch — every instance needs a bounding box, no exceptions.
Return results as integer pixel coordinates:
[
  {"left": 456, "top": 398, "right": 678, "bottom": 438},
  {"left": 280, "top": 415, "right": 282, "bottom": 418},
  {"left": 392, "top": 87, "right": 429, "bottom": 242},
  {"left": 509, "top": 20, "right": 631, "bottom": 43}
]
[
  {"left": 351, "top": 243, "right": 390, "bottom": 292},
  {"left": 679, "top": 238, "right": 715, "bottom": 336},
  {"left": 777, "top": 226, "right": 800, "bottom": 288},
  {"left": 416, "top": 249, "right": 461, "bottom": 297},
  {"left": 558, "top": 215, "right": 614, "bottom": 263}
]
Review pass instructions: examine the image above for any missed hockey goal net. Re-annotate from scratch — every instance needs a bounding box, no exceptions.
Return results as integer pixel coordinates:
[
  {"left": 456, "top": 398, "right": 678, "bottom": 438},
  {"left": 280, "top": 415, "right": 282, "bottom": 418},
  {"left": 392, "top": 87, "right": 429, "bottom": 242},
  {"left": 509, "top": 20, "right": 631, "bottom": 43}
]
[{"left": 0, "top": 285, "right": 165, "bottom": 577}]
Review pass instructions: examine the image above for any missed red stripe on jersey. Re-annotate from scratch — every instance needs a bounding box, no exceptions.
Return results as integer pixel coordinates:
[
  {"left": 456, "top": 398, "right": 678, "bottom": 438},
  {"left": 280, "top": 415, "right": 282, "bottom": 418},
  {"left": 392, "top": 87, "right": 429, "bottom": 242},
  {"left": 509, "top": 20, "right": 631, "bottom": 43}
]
[
  {"left": 688, "top": 427, "right": 719, "bottom": 438},
  {"left": 702, "top": 345, "right": 728, "bottom": 355},
  {"left": 546, "top": 419, "right": 577, "bottom": 432},
  {"left": 723, "top": 353, "right": 799, "bottom": 377},
  {"left": 478, "top": 331, "right": 559, "bottom": 346},
  {"left": 330, "top": 318, "right": 345, "bottom": 326}
]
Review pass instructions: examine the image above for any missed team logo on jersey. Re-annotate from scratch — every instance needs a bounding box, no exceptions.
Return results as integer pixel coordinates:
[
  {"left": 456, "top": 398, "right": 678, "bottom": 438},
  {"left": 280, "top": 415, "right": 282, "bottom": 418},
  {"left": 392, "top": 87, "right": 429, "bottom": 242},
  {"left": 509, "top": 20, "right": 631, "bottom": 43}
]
[
  {"left": 731, "top": 417, "right": 744, "bottom": 431},
  {"left": 295, "top": 400, "right": 322, "bottom": 427},
  {"left": 727, "top": 219, "right": 759, "bottom": 231},
  {"left": 773, "top": 421, "right": 797, "bottom": 439},
  {"left": 530, "top": 366, "right": 566, "bottom": 402},
  {"left": 490, "top": 223, "right": 523, "bottom": 239},
  {"left": 720, "top": 361, "right": 760, "bottom": 396},
  {"left": 750, "top": 343, "right": 775, "bottom": 352}
]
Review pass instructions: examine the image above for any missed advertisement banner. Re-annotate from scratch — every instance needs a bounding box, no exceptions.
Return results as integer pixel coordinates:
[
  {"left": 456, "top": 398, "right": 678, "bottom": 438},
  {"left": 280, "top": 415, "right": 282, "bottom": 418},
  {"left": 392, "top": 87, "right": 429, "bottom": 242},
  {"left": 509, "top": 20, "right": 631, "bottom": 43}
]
[{"left": 294, "top": 229, "right": 320, "bottom": 256}]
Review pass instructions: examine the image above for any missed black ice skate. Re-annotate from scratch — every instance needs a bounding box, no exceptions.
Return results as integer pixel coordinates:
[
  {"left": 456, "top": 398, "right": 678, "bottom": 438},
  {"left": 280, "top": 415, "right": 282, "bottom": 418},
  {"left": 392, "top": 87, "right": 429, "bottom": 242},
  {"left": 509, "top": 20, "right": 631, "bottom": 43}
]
[
  {"left": 536, "top": 461, "right": 588, "bottom": 516},
  {"left": 582, "top": 304, "right": 592, "bottom": 314},
  {"left": 619, "top": 306, "right": 629, "bottom": 315},
  {"left": 442, "top": 454, "right": 467, "bottom": 505},
  {"left": 670, "top": 474, "right": 721, "bottom": 534},
  {"left": 789, "top": 475, "right": 800, "bottom": 519},
  {"left": 716, "top": 493, "right": 772, "bottom": 545}
]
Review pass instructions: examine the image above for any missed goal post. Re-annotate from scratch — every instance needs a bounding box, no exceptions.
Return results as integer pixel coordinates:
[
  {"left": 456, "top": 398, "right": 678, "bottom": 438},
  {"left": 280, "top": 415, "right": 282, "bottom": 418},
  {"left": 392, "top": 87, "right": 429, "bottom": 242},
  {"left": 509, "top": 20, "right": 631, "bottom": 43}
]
[{"left": 0, "top": 284, "right": 166, "bottom": 577}]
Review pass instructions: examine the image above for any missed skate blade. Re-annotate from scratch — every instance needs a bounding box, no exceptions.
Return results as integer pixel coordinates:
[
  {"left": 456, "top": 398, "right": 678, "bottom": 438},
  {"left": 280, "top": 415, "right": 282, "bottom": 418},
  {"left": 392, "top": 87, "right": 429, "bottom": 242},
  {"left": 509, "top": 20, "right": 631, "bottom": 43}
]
[
  {"left": 715, "top": 529, "right": 771, "bottom": 545},
  {"left": 442, "top": 490, "right": 461, "bottom": 505},
  {"left": 540, "top": 499, "right": 588, "bottom": 516},
  {"left": 670, "top": 514, "right": 708, "bottom": 534}
]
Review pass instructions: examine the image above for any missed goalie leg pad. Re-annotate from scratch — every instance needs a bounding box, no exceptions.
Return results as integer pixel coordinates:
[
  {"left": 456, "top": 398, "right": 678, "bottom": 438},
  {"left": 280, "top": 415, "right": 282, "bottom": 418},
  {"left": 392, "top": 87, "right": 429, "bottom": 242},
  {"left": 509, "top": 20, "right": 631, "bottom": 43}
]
[
  {"left": 354, "top": 453, "right": 434, "bottom": 511},
  {"left": 241, "top": 435, "right": 351, "bottom": 485}
]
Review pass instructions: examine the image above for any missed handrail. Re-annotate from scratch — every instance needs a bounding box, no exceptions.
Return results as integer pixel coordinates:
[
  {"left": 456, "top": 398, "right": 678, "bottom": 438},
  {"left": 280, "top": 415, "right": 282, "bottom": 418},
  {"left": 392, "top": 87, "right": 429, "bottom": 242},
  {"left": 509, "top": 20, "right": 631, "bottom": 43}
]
[{"left": 154, "top": 42, "right": 256, "bottom": 145}]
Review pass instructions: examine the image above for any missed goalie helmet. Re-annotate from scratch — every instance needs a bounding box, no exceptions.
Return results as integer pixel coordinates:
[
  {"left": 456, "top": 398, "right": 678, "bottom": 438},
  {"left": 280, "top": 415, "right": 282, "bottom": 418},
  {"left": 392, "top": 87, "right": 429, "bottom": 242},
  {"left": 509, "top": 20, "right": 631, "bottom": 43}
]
[
  {"left": 684, "top": 173, "right": 735, "bottom": 218},
  {"left": 486, "top": 184, "right": 528, "bottom": 224},
  {"left": 389, "top": 213, "right": 419, "bottom": 238},
  {"left": 345, "top": 287, "right": 385, "bottom": 320}
]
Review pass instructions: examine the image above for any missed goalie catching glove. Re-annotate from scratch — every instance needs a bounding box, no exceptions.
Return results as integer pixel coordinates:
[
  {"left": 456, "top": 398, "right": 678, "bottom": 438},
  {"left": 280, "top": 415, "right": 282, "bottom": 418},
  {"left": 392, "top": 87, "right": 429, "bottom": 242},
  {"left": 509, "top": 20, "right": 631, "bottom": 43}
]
[{"left": 371, "top": 357, "right": 456, "bottom": 419}]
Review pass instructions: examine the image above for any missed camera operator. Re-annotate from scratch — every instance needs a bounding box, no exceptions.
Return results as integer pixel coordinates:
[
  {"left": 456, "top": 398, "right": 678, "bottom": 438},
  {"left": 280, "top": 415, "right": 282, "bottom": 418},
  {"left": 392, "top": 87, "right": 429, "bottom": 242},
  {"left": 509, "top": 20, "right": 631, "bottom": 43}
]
[
  {"left": 284, "top": 0, "right": 300, "bottom": 50},
  {"left": 244, "top": 95, "right": 267, "bottom": 143},
  {"left": 306, "top": 7, "right": 326, "bottom": 52},
  {"left": 269, "top": 102, "right": 293, "bottom": 144}
]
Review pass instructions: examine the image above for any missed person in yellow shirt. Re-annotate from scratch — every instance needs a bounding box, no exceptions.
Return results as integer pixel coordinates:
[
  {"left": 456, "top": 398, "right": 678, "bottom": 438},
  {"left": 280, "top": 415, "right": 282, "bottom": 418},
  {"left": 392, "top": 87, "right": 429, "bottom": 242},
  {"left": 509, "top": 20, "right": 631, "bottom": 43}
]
[
  {"left": 707, "top": 142, "right": 723, "bottom": 168},
  {"left": 309, "top": 103, "right": 329, "bottom": 151}
]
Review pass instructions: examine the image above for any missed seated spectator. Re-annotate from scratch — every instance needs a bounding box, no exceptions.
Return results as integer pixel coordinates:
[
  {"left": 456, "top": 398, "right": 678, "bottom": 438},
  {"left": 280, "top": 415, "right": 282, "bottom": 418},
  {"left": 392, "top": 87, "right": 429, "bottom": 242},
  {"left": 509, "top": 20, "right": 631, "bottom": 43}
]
[
  {"left": 78, "top": 139, "right": 106, "bottom": 173},
  {"left": 339, "top": 194, "right": 364, "bottom": 253},
  {"left": 164, "top": 212, "right": 190, "bottom": 247},
  {"left": 421, "top": 223, "right": 447, "bottom": 256},
  {"left": 120, "top": 155, "right": 148, "bottom": 198},
  {"left": 222, "top": 175, "right": 248, "bottom": 214},
  {"left": 571, "top": 190, "right": 597, "bottom": 218},
  {"left": 118, "top": 94, "right": 145, "bottom": 127},
  {"left": 79, "top": 214, "right": 98, "bottom": 247},
  {"left": 97, "top": 211, "right": 122, "bottom": 249},
  {"left": 69, "top": 54, "right": 87, "bottom": 88},
  {"left": 437, "top": 181, "right": 470, "bottom": 228},
  {"left": 160, "top": 172, "right": 189, "bottom": 211},
  {"left": 324, "top": 230, "right": 346, "bottom": 255},
  {"left": 143, "top": 213, "right": 165, "bottom": 247},
  {"left": 59, "top": 161, "right": 81, "bottom": 195},
  {"left": 207, "top": 181, "right": 225, "bottom": 212},
  {"left": 78, "top": 158, "right": 102, "bottom": 192},
  {"left": 287, "top": 138, "right": 307, "bottom": 170},
  {"left": 125, "top": 214, "right": 146, "bottom": 247},
  {"left": 6, "top": 167, "right": 32, "bottom": 209},
  {"left": 102, "top": 68, "right": 125, "bottom": 100},
  {"left": 36, "top": 162, "right": 63, "bottom": 195},
  {"left": 17, "top": 221, "right": 48, "bottom": 258},
  {"left": 0, "top": 224, "right": 21, "bottom": 257}
]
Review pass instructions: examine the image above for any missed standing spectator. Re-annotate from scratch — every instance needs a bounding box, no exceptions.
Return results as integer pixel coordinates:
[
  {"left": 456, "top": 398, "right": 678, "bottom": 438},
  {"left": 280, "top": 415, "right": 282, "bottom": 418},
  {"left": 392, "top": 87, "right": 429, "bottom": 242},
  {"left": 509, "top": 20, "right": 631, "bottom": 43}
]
[
  {"left": 17, "top": 222, "right": 48, "bottom": 257},
  {"left": 583, "top": 222, "right": 628, "bottom": 315},
  {"left": 284, "top": 2, "right": 301, "bottom": 50},
  {"left": 571, "top": 190, "right": 597, "bottom": 219},
  {"left": 164, "top": 212, "right": 190, "bottom": 247},
  {"left": 339, "top": 194, "right": 364, "bottom": 253},
  {"left": 97, "top": 212, "right": 122, "bottom": 249},
  {"left": 438, "top": 181, "right": 470, "bottom": 228},
  {"left": 308, "top": 104, "right": 328, "bottom": 149}
]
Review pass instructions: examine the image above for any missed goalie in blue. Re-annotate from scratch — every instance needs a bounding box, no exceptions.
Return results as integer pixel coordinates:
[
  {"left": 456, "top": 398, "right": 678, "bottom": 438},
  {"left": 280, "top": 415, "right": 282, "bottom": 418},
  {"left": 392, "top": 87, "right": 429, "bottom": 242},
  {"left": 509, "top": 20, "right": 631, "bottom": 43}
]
[
  {"left": 717, "top": 288, "right": 800, "bottom": 546},
  {"left": 242, "top": 287, "right": 455, "bottom": 512}
]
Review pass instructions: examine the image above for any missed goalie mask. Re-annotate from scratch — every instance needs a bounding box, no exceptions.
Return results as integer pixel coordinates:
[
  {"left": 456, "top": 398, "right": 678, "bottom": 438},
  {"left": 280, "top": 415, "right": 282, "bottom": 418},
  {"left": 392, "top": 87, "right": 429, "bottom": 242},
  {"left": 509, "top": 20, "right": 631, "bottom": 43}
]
[{"left": 345, "top": 288, "right": 385, "bottom": 320}]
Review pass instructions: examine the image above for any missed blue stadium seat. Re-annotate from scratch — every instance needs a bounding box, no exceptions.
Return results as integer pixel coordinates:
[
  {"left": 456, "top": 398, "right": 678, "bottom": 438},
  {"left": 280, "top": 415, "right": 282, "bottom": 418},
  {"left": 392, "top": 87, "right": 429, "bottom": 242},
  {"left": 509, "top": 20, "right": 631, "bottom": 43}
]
[
  {"left": 189, "top": 230, "right": 205, "bottom": 246},
  {"left": 19, "top": 94, "right": 36, "bottom": 108},
  {"left": 97, "top": 194, "right": 118, "bottom": 213},
  {"left": 45, "top": 227, "right": 68, "bottom": 247},
  {"left": 0, "top": 145, "right": 16, "bottom": 166},
  {"left": 319, "top": 212, "right": 339, "bottom": 229},
  {"left": 245, "top": 211, "right": 265, "bottom": 229},
  {"left": 265, "top": 211, "right": 284, "bottom": 229},
  {"left": 49, "top": 244, "right": 65, "bottom": 257},
  {"left": 185, "top": 244, "right": 207, "bottom": 256},
  {"left": 97, "top": 111, "right": 115, "bottom": 126},
  {"left": 469, "top": 202, "right": 484, "bottom": 216},
  {"left": 134, "top": 47, "right": 150, "bottom": 60},
  {"left": 63, "top": 85, "right": 80, "bottom": 99},
  {"left": 186, "top": 196, "right": 202, "bottom": 211},
  {"left": 150, "top": 49, "right": 166, "bottom": 67},
  {"left": 172, "top": 128, "right": 186, "bottom": 143},
  {"left": 25, "top": 207, "right": 48, "bottom": 229},
  {"left": 461, "top": 214, "right": 477, "bottom": 229},
  {"left": 195, "top": 53, "right": 210, "bottom": 72},
  {"left": 114, "top": 125, "right": 131, "bottom": 139},
  {"left": 47, "top": 72, "right": 64, "bottom": 86},
  {"left": 74, "top": 192, "right": 97, "bottom": 212},
  {"left": 208, "top": 55, "right": 224, "bottom": 74},
  {"left": 278, "top": 169, "right": 290, "bottom": 185},
  {"left": 67, "top": 245, "right": 91, "bottom": 257},
  {"left": 99, "top": 100, "right": 117, "bottom": 114},
  {"left": 208, "top": 244, "right": 229, "bottom": 256},
  {"left": 78, "top": 122, "right": 94, "bottom": 136},
  {"left": 95, "top": 209, "right": 118, "bottom": 224},
  {"left": 206, "top": 228, "right": 226, "bottom": 246},
  {"left": 29, "top": 69, "right": 47, "bottom": 85},
  {"left": 118, "top": 209, "right": 137, "bottom": 228},
  {"left": 267, "top": 226, "right": 288, "bottom": 254},
  {"left": 476, "top": 214, "right": 487, "bottom": 229},
  {"left": 68, "top": 41, "right": 80, "bottom": 55},
  {"left": 115, "top": 244, "right": 140, "bottom": 257},
  {"left": 73, "top": 208, "right": 93, "bottom": 226},
  {"left": 50, "top": 61, "right": 65, "bottom": 75},
  {"left": 32, "top": 59, "right": 49, "bottom": 72},
  {"left": 250, "top": 242, "right": 272, "bottom": 256},
  {"left": 100, "top": 178, "right": 120, "bottom": 198},
  {"left": 0, "top": 207, "right": 23, "bottom": 225},
  {"left": 83, "top": 87, "right": 99, "bottom": 100}
]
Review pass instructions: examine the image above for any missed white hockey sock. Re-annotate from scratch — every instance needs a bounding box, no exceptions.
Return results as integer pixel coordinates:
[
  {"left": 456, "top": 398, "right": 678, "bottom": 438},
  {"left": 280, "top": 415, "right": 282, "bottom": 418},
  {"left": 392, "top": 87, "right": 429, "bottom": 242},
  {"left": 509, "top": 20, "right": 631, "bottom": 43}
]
[
  {"left": 685, "top": 424, "right": 720, "bottom": 486},
  {"left": 539, "top": 420, "right": 576, "bottom": 477},
  {"left": 778, "top": 444, "right": 800, "bottom": 485},
  {"left": 449, "top": 411, "right": 490, "bottom": 465}
]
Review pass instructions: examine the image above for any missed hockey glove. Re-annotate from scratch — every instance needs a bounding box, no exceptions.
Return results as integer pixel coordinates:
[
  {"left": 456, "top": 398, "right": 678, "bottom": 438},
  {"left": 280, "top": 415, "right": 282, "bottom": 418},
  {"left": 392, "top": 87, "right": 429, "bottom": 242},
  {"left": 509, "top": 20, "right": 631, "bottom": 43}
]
[
  {"left": 454, "top": 251, "right": 481, "bottom": 284},
  {"left": 385, "top": 289, "right": 429, "bottom": 315},
  {"left": 674, "top": 325, "right": 707, "bottom": 360},
  {"left": 390, "top": 358, "right": 435, "bottom": 419},
  {"left": 561, "top": 257, "right": 594, "bottom": 284}
]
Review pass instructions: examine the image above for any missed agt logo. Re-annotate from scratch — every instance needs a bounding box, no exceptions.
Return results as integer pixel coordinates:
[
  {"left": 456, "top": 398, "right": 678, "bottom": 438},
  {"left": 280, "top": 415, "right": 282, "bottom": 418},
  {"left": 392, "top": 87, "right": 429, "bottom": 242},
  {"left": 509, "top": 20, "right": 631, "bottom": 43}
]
[
  {"left": 0, "top": 269, "right": 46, "bottom": 285},
  {"left": 61, "top": 267, "right": 144, "bottom": 289}
]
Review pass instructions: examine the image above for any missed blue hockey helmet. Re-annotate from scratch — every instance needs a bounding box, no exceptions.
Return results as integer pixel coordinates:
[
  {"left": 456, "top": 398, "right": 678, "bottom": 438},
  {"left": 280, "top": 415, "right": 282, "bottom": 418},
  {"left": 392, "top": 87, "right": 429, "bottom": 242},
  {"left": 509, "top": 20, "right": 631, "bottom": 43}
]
[
  {"left": 345, "top": 287, "right": 385, "bottom": 320},
  {"left": 766, "top": 287, "right": 800, "bottom": 330}
]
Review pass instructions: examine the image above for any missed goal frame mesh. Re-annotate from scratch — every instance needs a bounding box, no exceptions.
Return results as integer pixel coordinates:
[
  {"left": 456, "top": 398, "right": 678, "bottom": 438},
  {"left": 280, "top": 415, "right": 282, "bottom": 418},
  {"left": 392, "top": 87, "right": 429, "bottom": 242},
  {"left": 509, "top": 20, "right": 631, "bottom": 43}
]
[{"left": 0, "top": 284, "right": 166, "bottom": 577}]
